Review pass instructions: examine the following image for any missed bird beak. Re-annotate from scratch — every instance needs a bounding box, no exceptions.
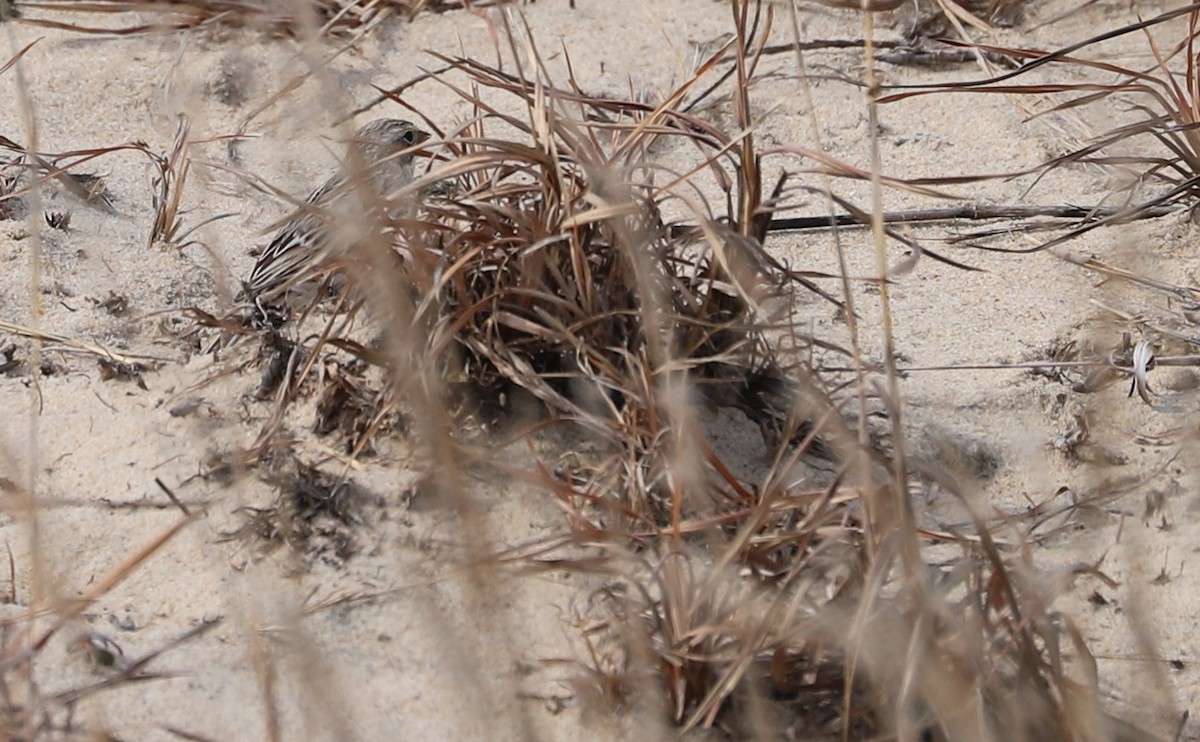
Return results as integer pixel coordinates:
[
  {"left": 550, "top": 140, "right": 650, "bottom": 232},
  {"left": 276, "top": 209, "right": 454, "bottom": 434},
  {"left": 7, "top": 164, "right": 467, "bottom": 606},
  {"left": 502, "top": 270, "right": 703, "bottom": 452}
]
[{"left": 408, "top": 129, "right": 433, "bottom": 159}]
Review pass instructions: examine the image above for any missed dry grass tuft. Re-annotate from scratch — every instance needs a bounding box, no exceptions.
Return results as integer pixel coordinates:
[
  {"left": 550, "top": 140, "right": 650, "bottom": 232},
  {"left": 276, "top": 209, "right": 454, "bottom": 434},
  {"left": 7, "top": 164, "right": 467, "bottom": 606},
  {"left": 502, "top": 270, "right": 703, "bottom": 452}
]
[
  {"left": 222, "top": 4, "right": 833, "bottom": 529},
  {"left": 395, "top": 115, "right": 809, "bottom": 522}
]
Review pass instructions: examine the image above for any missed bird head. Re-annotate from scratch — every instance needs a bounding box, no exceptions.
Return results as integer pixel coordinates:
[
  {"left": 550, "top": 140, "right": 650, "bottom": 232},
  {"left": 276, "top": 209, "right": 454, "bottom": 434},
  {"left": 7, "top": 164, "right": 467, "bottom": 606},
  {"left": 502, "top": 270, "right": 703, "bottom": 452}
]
[{"left": 352, "top": 118, "right": 430, "bottom": 165}]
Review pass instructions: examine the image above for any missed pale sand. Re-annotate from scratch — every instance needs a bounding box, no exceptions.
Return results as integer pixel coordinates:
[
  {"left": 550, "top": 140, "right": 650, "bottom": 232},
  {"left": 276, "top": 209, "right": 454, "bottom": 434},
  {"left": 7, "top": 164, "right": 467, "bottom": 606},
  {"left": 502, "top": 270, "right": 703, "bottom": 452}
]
[{"left": 0, "top": 1, "right": 1197, "bottom": 738}]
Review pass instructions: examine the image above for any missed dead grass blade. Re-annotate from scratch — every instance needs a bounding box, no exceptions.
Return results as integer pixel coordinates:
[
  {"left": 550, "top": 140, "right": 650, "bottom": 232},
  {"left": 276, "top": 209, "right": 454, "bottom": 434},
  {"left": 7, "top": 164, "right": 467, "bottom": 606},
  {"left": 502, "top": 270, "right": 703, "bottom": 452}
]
[{"left": 0, "top": 319, "right": 170, "bottom": 365}]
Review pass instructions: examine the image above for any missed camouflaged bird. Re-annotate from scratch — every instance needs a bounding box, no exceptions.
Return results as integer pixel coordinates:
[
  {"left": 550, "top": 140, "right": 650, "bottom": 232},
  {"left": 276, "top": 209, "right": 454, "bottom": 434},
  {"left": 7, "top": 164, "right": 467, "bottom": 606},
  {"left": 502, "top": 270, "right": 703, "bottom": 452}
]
[{"left": 244, "top": 118, "right": 429, "bottom": 309}]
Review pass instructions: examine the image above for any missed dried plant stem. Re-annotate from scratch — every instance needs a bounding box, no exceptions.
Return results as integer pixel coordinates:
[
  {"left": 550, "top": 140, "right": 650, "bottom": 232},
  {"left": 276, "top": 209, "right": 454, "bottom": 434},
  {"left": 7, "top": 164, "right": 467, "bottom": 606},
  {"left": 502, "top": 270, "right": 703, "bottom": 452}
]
[
  {"left": 842, "top": 7, "right": 922, "bottom": 739},
  {"left": 860, "top": 8, "right": 917, "bottom": 568},
  {"left": 4, "top": 43, "right": 49, "bottom": 723},
  {"left": 0, "top": 320, "right": 167, "bottom": 364},
  {"left": 761, "top": 202, "right": 1179, "bottom": 231},
  {"left": 786, "top": 0, "right": 868, "bottom": 462}
]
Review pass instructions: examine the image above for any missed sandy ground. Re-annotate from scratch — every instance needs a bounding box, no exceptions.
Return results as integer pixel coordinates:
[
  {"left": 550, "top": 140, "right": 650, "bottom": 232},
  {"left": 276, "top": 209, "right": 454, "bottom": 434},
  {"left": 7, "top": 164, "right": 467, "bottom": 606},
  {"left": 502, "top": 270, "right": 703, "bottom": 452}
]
[{"left": 1, "top": 0, "right": 1200, "bottom": 739}]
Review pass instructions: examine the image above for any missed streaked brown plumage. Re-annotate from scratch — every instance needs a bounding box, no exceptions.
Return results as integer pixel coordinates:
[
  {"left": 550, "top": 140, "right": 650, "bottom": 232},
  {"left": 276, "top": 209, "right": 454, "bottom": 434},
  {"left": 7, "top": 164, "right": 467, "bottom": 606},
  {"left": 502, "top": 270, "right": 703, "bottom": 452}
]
[{"left": 245, "top": 118, "right": 429, "bottom": 307}]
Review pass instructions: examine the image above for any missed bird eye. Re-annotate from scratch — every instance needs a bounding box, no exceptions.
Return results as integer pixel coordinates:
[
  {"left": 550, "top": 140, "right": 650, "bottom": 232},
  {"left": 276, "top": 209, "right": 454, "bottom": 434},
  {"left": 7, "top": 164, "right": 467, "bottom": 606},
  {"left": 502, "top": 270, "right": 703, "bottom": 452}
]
[{"left": 402, "top": 130, "right": 416, "bottom": 145}]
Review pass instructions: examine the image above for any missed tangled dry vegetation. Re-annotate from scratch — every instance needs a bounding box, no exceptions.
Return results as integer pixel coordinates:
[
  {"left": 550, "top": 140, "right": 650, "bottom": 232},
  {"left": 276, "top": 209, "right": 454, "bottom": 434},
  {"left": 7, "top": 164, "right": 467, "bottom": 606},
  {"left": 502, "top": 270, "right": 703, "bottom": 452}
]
[
  {"left": 192, "top": 2, "right": 1159, "bottom": 739},
  {"left": 6, "top": 0, "right": 1200, "bottom": 739}
]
